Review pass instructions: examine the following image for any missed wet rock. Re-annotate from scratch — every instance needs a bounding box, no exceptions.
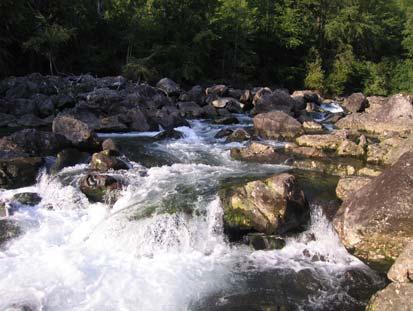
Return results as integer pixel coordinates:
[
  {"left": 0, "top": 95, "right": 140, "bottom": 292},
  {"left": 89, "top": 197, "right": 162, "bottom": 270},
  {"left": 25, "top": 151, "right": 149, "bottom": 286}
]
[
  {"left": 52, "top": 115, "right": 98, "bottom": 148},
  {"left": 0, "top": 219, "right": 21, "bottom": 246},
  {"left": 253, "top": 89, "right": 298, "bottom": 114},
  {"left": 213, "top": 116, "right": 239, "bottom": 125},
  {"left": 90, "top": 150, "right": 129, "bottom": 172},
  {"left": 366, "top": 283, "right": 413, "bottom": 311},
  {"left": 52, "top": 148, "right": 90, "bottom": 173},
  {"left": 206, "top": 84, "right": 228, "bottom": 97},
  {"left": 79, "top": 173, "right": 122, "bottom": 203},
  {"left": 342, "top": 93, "right": 368, "bottom": 113},
  {"left": 254, "top": 111, "right": 303, "bottom": 139},
  {"left": 336, "top": 177, "right": 372, "bottom": 201},
  {"left": 333, "top": 150, "right": 413, "bottom": 272},
  {"left": 211, "top": 98, "right": 243, "bottom": 112},
  {"left": 214, "top": 128, "right": 233, "bottom": 139},
  {"left": 388, "top": 241, "right": 413, "bottom": 283},
  {"left": 0, "top": 157, "right": 43, "bottom": 189},
  {"left": 153, "top": 108, "right": 189, "bottom": 130},
  {"left": 220, "top": 173, "right": 309, "bottom": 235},
  {"left": 244, "top": 233, "right": 286, "bottom": 250},
  {"left": 0, "top": 129, "right": 70, "bottom": 156},
  {"left": 153, "top": 129, "right": 184, "bottom": 140},
  {"left": 226, "top": 128, "right": 251, "bottom": 142},
  {"left": 336, "top": 94, "right": 413, "bottom": 135},
  {"left": 12, "top": 193, "right": 42, "bottom": 206}
]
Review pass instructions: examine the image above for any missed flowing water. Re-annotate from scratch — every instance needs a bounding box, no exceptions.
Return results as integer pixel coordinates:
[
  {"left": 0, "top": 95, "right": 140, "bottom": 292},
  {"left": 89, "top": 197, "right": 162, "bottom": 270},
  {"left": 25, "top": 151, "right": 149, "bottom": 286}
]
[{"left": 0, "top": 117, "right": 384, "bottom": 311}]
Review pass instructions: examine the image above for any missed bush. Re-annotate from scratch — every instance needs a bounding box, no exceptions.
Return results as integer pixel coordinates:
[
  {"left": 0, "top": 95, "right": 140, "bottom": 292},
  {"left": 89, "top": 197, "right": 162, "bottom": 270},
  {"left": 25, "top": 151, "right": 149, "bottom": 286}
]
[
  {"left": 304, "top": 49, "right": 325, "bottom": 91},
  {"left": 122, "top": 57, "right": 157, "bottom": 82}
]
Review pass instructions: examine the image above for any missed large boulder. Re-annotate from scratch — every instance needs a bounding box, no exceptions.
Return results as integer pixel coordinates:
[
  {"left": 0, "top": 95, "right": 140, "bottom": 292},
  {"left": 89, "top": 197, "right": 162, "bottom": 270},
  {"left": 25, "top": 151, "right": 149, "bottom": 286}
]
[
  {"left": 333, "top": 151, "right": 413, "bottom": 271},
  {"left": 253, "top": 90, "right": 299, "bottom": 114},
  {"left": 367, "top": 134, "right": 413, "bottom": 166},
  {"left": 336, "top": 94, "right": 413, "bottom": 135},
  {"left": 253, "top": 111, "right": 303, "bottom": 139},
  {"left": 177, "top": 101, "right": 203, "bottom": 118},
  {"left": 366, "top": 283, "right": 413, "bottom": 311},
  {"left": 52, "top": 115, "right": 98, "bottom": 148},
  {"left": 219, "top": 173, "right": 309, "bottom": 235},
  {"left": 0, "top": 157, "right": 43, "bottom": 189},
  {"left": 120, "top": 108, "right": 154, "bottom": 132},
  {"left": 0, "top": 129, "right": 70, "bottom": 156},
  {"left": 342, "top": 93, "right": 368, "bottom": 113}
]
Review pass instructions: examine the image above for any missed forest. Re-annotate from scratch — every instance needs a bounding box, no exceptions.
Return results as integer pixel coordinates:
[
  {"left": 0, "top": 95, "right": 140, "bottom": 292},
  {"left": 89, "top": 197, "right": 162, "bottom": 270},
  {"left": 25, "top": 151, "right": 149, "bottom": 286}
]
[{"left": 2, "top": 0, "right": 413, "bottom": 95}]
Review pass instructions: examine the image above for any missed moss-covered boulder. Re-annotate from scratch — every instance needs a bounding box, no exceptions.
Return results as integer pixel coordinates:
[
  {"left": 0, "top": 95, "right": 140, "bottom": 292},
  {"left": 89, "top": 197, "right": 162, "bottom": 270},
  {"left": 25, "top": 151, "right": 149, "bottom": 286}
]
[{"left": 219, "top": 173, "right": 309, "bottom": 236}]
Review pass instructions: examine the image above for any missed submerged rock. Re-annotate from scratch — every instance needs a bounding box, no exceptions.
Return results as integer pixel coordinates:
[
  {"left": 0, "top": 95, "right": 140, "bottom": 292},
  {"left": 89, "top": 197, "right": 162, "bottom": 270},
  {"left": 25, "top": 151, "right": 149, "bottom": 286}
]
[
  {"left": 0, "top": 157, "right": 43, "bottom": 189},
  {"left": 79, "top": 173, "right": 122, "bottom": 203},
  {"left": 153, "top": 129, "right": 184, "bottom": 140},
  {"left": 334, "top": 150, "right": 413, "bottom": 272},
  {"left": 230, "top": 142, "right": 282, "bottom": 163},
  {"left": 220, "top": 173, "right": 309, "bottom": 236},
  {"left": 12, "top": 193, "right": 41, "bottom": 206},
  {"left": 214, "top": 128, "right": 233, "bottom": 139},
  {"left": 253, "top": 111, "right": 303, "bottom": 139},
  {"left": 244, "top": 233, "right": 286, "bottom": 250}
]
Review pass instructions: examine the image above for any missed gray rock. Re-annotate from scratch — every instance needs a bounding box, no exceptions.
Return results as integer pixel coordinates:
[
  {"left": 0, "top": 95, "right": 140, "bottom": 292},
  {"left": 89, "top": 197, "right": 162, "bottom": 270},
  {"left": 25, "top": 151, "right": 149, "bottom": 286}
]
[
  {"left": 156, "top": 78, "right": 181, "bottom": 96},
  {"left": 254, "top": 111, "right": 303, "bottom": 139},
  {"left": 12, "top": 193, "right": 42, "bottom": 206}
]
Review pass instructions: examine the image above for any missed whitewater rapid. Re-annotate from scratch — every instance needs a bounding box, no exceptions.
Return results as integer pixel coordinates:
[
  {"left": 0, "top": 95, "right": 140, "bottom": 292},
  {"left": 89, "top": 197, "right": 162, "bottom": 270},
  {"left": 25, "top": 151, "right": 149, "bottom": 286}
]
[{"left": 0, "top": 118, "right": 382, "bottom": 311}]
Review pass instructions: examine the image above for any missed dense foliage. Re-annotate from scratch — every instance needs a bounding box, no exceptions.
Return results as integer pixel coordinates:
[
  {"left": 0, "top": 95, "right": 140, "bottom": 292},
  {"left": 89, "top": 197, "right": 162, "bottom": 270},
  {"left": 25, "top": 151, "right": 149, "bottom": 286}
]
[{"left": 1, "top": 0, "right": 413, "bottom": 95}]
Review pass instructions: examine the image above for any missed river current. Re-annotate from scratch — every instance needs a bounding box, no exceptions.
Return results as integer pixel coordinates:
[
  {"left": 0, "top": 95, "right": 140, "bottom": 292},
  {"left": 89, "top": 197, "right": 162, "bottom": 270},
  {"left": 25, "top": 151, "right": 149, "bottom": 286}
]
[{"left": 0, "top": 116, "right": 383, "bottom": 311}]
